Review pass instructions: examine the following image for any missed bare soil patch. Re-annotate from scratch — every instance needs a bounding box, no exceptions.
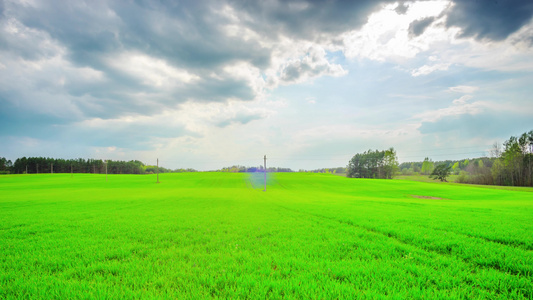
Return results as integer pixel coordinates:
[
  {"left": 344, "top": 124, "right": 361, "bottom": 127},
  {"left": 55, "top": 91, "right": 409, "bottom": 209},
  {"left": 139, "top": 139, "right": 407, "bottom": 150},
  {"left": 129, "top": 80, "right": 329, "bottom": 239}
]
[{"left": 411, "top": 195, "right": 447, "bottom": 200}]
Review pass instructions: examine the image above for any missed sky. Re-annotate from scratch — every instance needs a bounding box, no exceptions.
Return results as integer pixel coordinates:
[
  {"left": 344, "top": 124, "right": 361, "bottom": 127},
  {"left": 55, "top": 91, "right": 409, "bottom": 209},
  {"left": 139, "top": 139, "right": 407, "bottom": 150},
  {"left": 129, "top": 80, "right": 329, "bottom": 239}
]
[{"left": 1, "top": 0, "right": 532, "bottom": 170}]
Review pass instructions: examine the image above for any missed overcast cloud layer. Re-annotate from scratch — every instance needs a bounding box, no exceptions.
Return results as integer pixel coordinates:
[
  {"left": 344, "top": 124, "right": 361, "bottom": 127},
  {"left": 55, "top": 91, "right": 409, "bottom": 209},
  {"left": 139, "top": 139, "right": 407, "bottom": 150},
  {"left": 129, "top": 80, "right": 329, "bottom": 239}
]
[{"left": 1, "top": 0, "right": 532, "bottom": 170}]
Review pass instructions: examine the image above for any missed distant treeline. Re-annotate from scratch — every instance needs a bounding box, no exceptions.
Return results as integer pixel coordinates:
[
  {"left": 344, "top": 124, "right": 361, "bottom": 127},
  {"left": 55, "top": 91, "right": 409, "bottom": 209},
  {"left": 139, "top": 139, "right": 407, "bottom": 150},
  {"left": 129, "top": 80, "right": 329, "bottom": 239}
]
[
  {"left": 0, "top": 157, "right": 197, "bottom": 174},
  {"left": 217, "top": 165, "right": 349, "bottom": 173},
  {"left": 300, "top": 167, "right": 347, "bottom": 174},
  {"left": 400, "top": 130, "right": 533, "bottom": 187},
  {"left": 218, "top": 165, "right": 294, "bottom": 173},
  {"left": 399, "top": 157, "right": 496, "bottom": 176}
]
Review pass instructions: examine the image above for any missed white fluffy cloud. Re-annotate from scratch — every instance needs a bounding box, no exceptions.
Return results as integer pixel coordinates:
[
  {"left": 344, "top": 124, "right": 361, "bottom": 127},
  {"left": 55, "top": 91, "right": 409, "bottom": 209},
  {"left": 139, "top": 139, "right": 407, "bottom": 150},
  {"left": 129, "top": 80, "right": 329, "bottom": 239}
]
[
  {"left": 277, "top": 45, "right": 347, "bottom": 85},
  {"left": 411, "top": 63, "right": 451, "bottom": 76},
  {"left": 448, "top": 85, "right": 479, "bottom": 94},
  {"left": 343, "top": 1, "right": 452, "bottom": 62},
  {"left": 107, "top": 52, "right": 200, "bottom": 88}
]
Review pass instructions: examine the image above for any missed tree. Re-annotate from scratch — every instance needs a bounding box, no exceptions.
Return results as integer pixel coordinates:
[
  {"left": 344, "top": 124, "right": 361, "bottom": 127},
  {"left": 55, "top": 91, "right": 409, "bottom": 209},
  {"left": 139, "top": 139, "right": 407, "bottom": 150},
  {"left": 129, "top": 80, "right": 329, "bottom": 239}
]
[
  {"left": 490, "top": 142, "right": 502, "bottom": 158},
  {"left": 430, "top": 164, "right": 452, "bottom": 182},
  {"left": 0, "top": 157, "right": 12, "bottom": 174},
  {"left": 382, "top": 147, "right": 399, "bottom": 179},
  {"left": 452, "top": 162, "right": 460, "bottom": 175},
  {"left": 462, "top": 159, "right": 470, "bottom": 169},
  {"left": 477, "top": 159, "right": 484, "bottom": 169},
  {"left": 421, "top": 157, "right": 434, "bottom": 175}
]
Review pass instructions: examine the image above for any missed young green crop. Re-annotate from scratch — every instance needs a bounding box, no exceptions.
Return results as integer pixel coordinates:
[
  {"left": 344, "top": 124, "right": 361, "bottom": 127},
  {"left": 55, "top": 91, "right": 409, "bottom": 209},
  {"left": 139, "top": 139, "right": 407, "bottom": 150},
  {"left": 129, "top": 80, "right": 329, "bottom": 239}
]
[{"left": 1, "top": 173, "right": 532, "bottom": 298}]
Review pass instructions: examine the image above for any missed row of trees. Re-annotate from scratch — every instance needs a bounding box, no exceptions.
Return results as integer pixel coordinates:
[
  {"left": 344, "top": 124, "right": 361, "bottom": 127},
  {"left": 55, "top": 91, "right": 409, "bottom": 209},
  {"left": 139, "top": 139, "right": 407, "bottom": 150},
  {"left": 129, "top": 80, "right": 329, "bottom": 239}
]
[
  {"left": 218, "top": 165, "right": 293, "bottom": 173},
  {"left": 302, "top": 167, "right": 347, "bottom": 174},
  {"left": 346, "top": 148, "right": 399, "bottom": 179},
  {"left": 398, "top": 130, "right": 533, "bottom": 186},
  {"left": 398, "top": 157, "right": 437, "bottom": 176},
  {"left": 400, "top": 157, "right": 494, "bottom": 177},
  {"left": 1, "top": 157, "right": 193, "bottom": 175},
  {"left": 10, "top": 157, "right": 107, "bottom": 174},
  {"left": 219, "top": 166, "right": 347, "bottom": 174}
]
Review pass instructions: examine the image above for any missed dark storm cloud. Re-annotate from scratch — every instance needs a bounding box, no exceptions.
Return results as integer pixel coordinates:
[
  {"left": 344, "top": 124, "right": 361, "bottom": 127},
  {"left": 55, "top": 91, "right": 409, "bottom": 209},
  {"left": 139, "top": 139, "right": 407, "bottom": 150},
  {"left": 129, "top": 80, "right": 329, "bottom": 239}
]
[
  {"left": 10, "top": 0, "right": 270, "bottom": 70},
  {"left": 445, "top": 0, "right": 533, "bottom": 41},
  {"left": 11, "top": 1, "right": 122, "bottom": 57},
  {"left": 408, "top": 17, "right": 435, "bottom": 38},
  {"left": 2, "top": 0, "right": 269, "bottom": 116},
  {"left": 108, "top": 0, "right": 273, "bottom": 69},
  {"left": 228, "top": 0, "right": 384, "bottom": 40},
  {"left": 230, "top": 0, "right": 533, "bottom": 42}
]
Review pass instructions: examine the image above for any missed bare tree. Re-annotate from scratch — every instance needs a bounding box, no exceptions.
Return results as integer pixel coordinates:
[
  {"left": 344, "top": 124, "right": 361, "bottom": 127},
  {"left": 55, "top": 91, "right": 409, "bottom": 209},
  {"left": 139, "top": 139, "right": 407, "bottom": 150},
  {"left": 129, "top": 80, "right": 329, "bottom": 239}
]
[{"left": 489, "top": 142, "right": 501, "bottom": 158}]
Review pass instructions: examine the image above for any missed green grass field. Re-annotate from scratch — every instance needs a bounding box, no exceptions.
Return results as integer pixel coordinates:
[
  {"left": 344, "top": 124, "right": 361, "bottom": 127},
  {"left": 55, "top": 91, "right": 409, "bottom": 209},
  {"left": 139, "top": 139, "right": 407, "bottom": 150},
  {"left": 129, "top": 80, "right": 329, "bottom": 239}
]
[
  {"left": 1, "top": 173, "right": 532, "bottom": 299},
  {"left": 395, "top": 174, "right": 459, "bottom": 183}
]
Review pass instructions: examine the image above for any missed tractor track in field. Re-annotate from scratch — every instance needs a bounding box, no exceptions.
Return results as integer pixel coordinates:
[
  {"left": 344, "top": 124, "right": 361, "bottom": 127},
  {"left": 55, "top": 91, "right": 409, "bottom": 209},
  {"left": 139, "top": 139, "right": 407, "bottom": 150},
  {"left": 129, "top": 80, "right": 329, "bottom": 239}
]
[
  {"left": 273, "top": 203, "right": 531, "bottom": 279},
  {"left": 346, "top": 198, "right": 533, "bottom": 251},
  {"left": 414, "top": 223, "right": 533, "bottom": 252}
]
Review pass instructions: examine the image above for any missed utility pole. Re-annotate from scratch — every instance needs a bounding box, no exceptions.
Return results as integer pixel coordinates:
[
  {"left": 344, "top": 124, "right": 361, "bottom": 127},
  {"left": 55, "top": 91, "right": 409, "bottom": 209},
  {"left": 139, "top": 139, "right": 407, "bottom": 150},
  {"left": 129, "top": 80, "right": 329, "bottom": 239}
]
[
  {"left": 51, "top": 163, "right": 53, "bottom": 174},
  {"left": 263, "top": 155, "right": 267, "bottom": 192},
  {"left": 105, "top": 160, "right": 108, "bottom": 182},
  {"left": 157, "top": 158, "right": 160, "bottom": 184},
  {"left": 527, "top": 142, "right": 533, "bottom": 186}
]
